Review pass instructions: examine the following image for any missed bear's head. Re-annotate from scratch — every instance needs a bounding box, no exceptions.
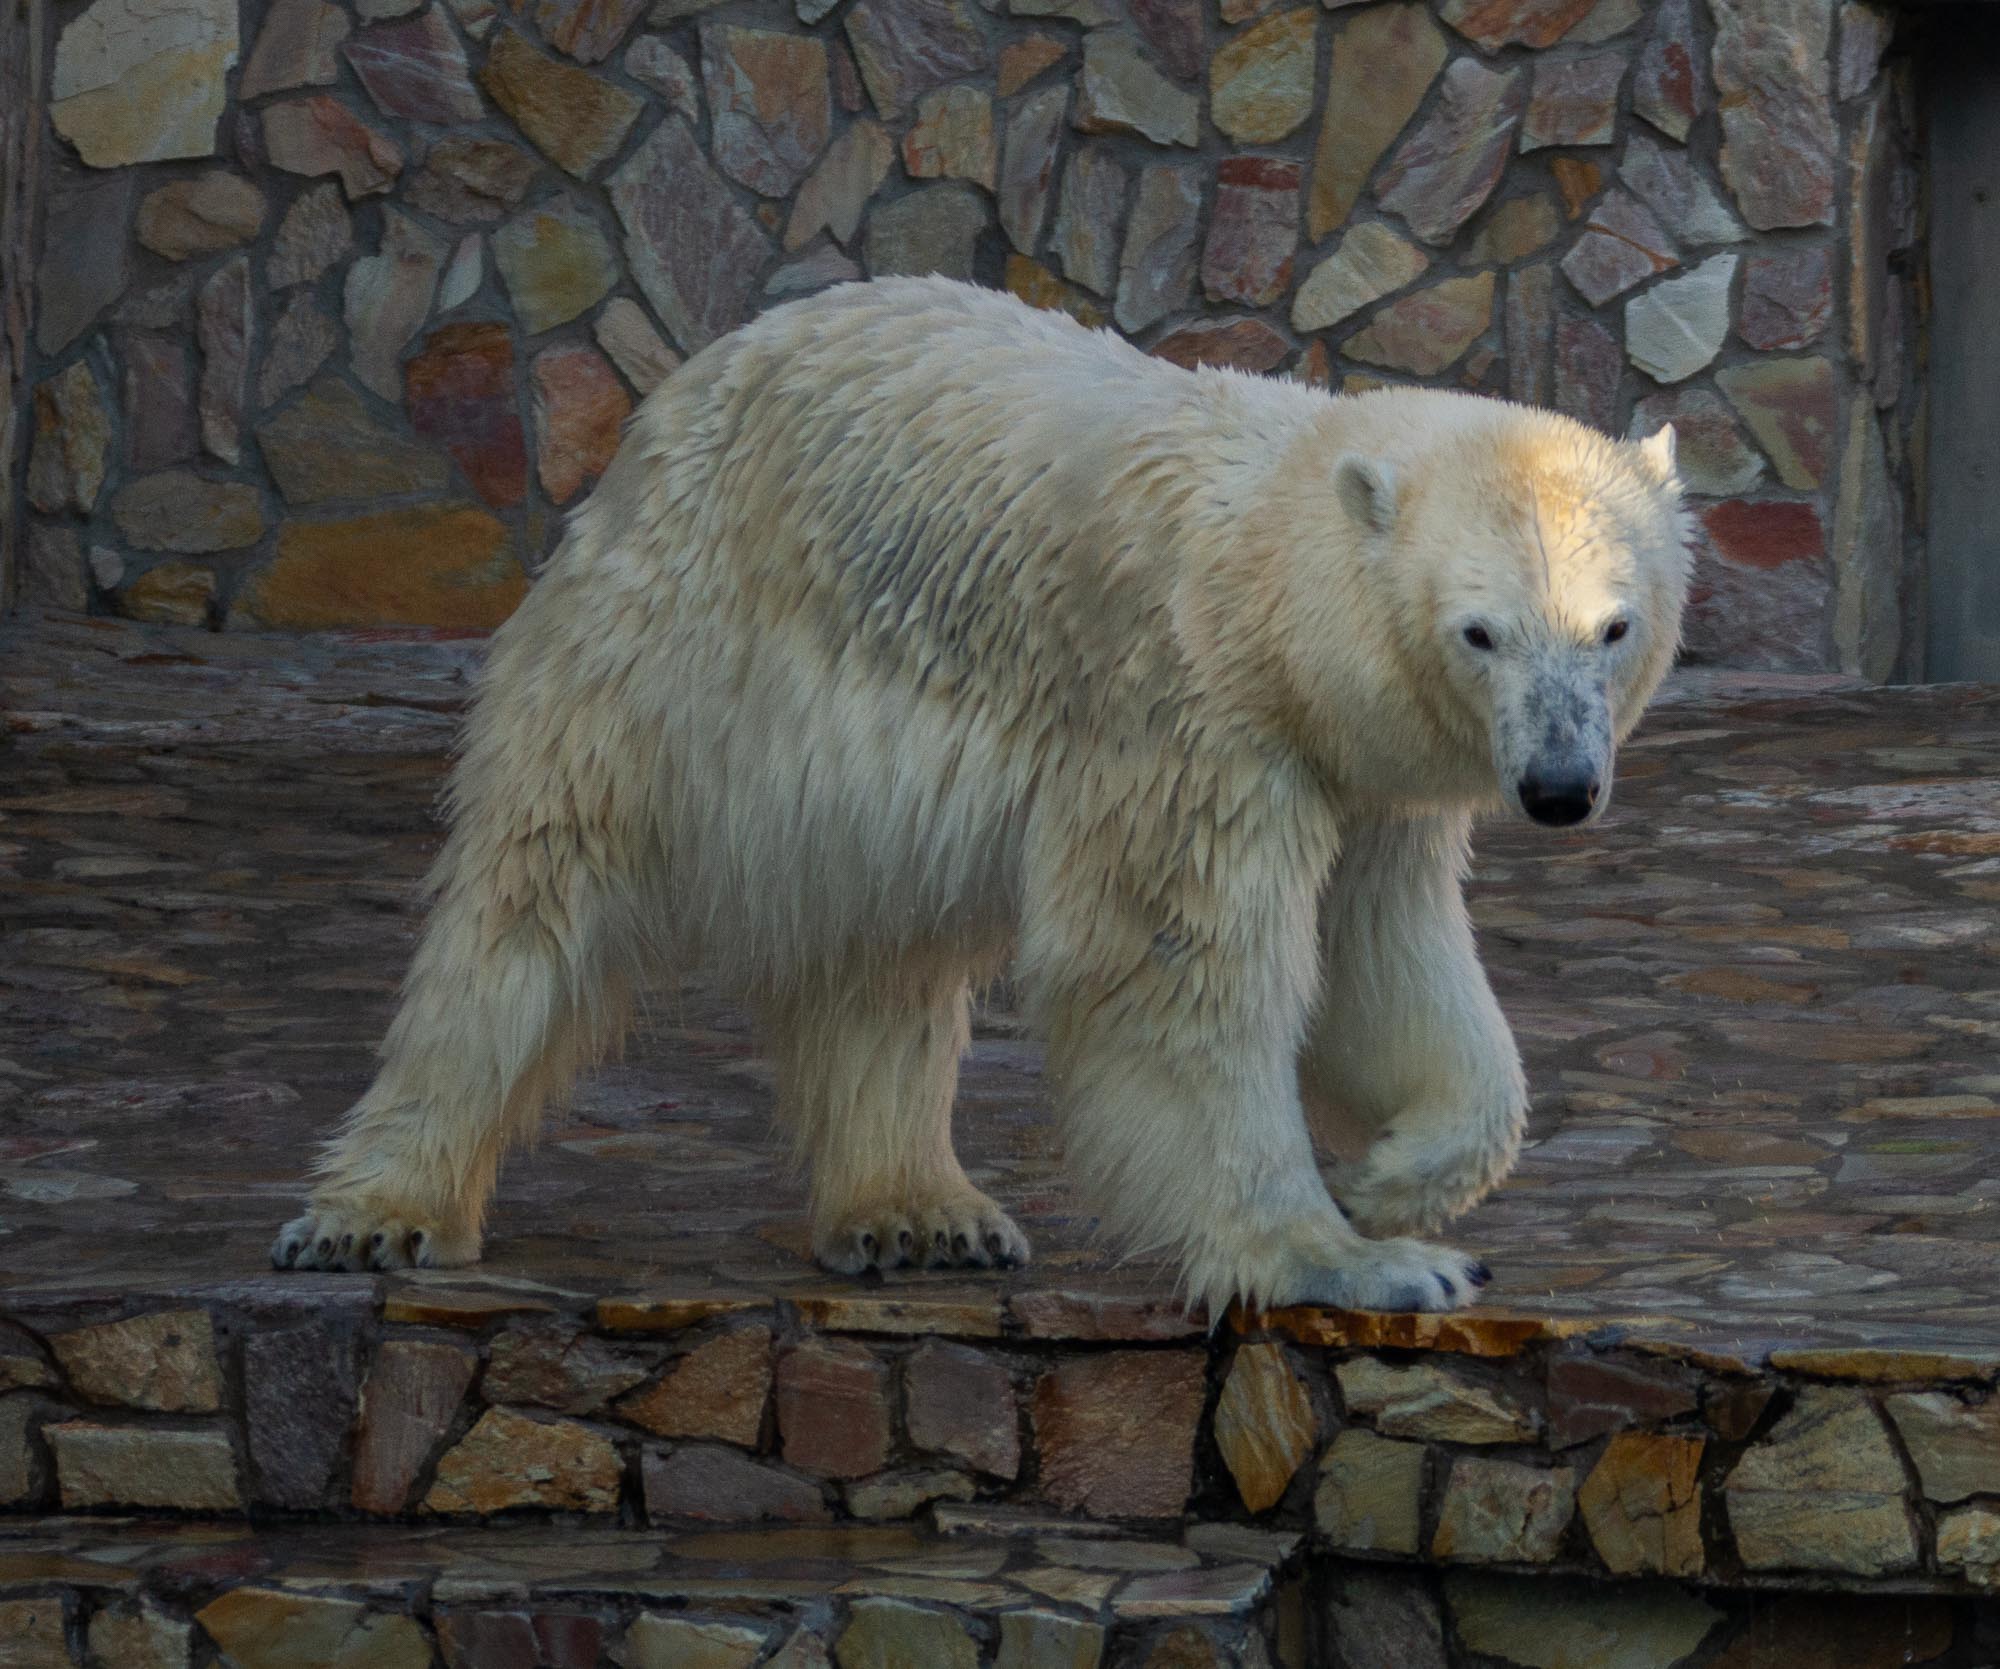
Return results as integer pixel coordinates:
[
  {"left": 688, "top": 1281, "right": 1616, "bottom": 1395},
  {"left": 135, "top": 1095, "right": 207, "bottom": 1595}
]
[{"left": 1284, "top": 397, "right": 1691, "bottom": 828}]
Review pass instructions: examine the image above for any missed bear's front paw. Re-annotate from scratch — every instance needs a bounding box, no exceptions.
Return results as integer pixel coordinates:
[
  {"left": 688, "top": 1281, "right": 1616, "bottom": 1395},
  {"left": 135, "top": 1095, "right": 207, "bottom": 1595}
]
[
  {"left": 814, "top": 1188, "right": 1030, "bottom": 1275},
  {"left": 271, "top": 1200, "right": 480, "bottom": 1273},
  {"left": 1288, "top": 1235, "right": 1492, "bottom": 1314}
]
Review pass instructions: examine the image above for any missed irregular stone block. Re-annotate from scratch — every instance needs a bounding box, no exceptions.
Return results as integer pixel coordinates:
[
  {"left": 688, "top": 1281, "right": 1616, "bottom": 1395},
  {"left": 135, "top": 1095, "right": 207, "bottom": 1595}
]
[
  {"left": 1830, "top": 397, "right": 1901, "bottom": 683},
  {"left": 197, "top": 1590, "right": 430, "bottom": 1669},
  {"left": 535, "top": 0, "right": 648, "bottom": 62},
  {"left": 1578, "top": 1432, "right": 1704, "bottom": 1575},
  {"left": 1325, "top": 1570, "right": 1447, "bottom": 1669},
  {"left": 1504, "top": 260, "right": 1553, "bottom": 404},
  {"left": 904, "top": 1339, "right": 1020, "bottom": 1479},
  {"left": 481, "top": 27, "right": 642, "bottom": 178},
  {"left": 1522, "top": 52, "right": 1624, "bottom": 149},
  {"left": 594, "top": 297, "right": 684, "bottom": 394},
  {"left": 1005, "top": 254, "right": 1110, "bottom": 328},
  {"left": 437, "top": 1610, "right": 537, "bottom": 1669},
  {"left": 996, "top": 1609, "right": 1103, "bottom": 1669},
  {"left": 703, "top": 25, "right": 830, "bottom": 197},
  {"left": 262, "top": 377, "right": 448, "bottom": 504},
  {"left": 268, "top": 182, "right": 353, "bottom": 286},
  {"left": 625, "top": 1616, "right": 768, "bottom": 1669},
  {"left": 1210, "top": 9, "right": 1315, "bottom": 145},
  {"left": 788, "top": 119, "right": 893, "bottom": 252},
  {"left": 1336, "top": 1359, "right": 1534, "bottom": 1444},
  {"left": 1376, "top": 58, "right": 1526, "bottom": 245},
  {"left": 1626, "top": 389, "right": 1763, "bottom": 498},
  {"left": 613, "top": 116, "right": 771, "bottom": 350},
  {"left": 1625, "top": 253, "right": 1735, "bottom": 384},
  {"left": 1310, "top": 3, "right": 1444, "bottom": 239},
  {"left": 493, "top": 198, "right": 617, "bottom": 335},
  {"left": 1561, "top": 190, "right": 1677, "bottom": 305},
  {"left": 197, "top": 255, "right": 251, "bottom": 464},
  {"left": 1151, "top": 317, "right": 1289, "bottom": 372},
  {"left": 534, "top": 343, "right": 631, "bottom": 504},
  {"left": 137, "top": 172, "right": 264, "bottom": 260},
  {"left": 1552, "top": 313, "right": 1621, "bottom": 435},
  {"left": 1441, "top": 0, "right": 1595, "bottom": 50},
  {"left": 263, "top": 95, "right": 404, "bottom": 198},
  {"left": 775, "top": 1338, "right": 893, "bottom": 1479},
  {"left": 49, "top": 1421, "right": 240, "bottom": 1510},
  {"left": 1051, "top": 147, "right": 1127, "bottom": 297},
  {"left": 1032, "top": 1349, "right": 1205, "bottom": 1518},
  {"left": 51, "top": 0, "right": 237, "bottom": 167},
  {"left": 0, "top": 1396, "right": 40, "bottom": 1504},
  {"left": 904, "top": 85, "right": 996, "bottom": 187},
  {"left": 246, "top": 1324, "right": 359, "bottom": 1509},
  {"left": 843, "top": 0, "right": 989, "bottom": 120},
  {"left": 1214, "top": 1342, "right": 1315, "bottom": 1514},
  {"left": 1201, "top": 157, "right": 1298, "bottom": 309},
  {"left": 999, "top": 34, "right": 1067, "bottom": 97},
  {"left": 1738, "top": 246, "right": 1834, "bottom": 351},
  {"left": 1344, "top": 272, "right": 1494, "bottom": 377},
  {"left": 121, "top": 561, "right": 219, "bottom": 625},
  {"left": 347, "top": 8, "right": 483, "bottom": 122},
  {"left": 425, "top": 1407, "right": 622, "bottom": 1514},
  {"left": 998, "top": 87, "right": 1067, "bottom": 254},
  {"left": 1292, "top": 222, "right": 1426, "bottom": 333},
  {"left": 88, "top": 1604, "right": 193, "bottom": 1669},
  {"left": 345, "top": 208, "right": 447, "bottom": 400},
  {"left": 845, "top": 1467, "right": 977, "bottom": 1518},
  {"left": 1938, "top": 1507, "right": 2000, "bottom": 1589},
  {"left": 865, "top": 184, "right": 988, "bottom": 281},
  {"left": 836, "top": 1599, "right": 978, "bottom": 1669},
  {"left": 1433, "top": 1456, "right": 1576, "bottom": 1562},
  {"left": 1445, "top": 1573, "right": 1721, "bottom": 1669},
  {"left": 0, "top": 1598, "right": 67, "bottom": 1669},
  {"left": 408, "top": 136, "right": 539, "bottom": 226},
  {"left": 1076, "top": 30, "right": 1198, "bottom": 146},
  {"left": 242, "top": 0, "right": 349, "bottom": 97},
  {"left": 641, "top": 1443, "right": 830, "bottom": 1522},
  {"left": 1838, "top": 1, "right": 1894, "bottom": 99},
  {"left": 1885, "top": 1391, "right": 2000, "bottom": 1503},
  {"left": 27, "top": 360, "right": 110, "bottom": 516},
  {"left": 1634, "top": 0, "right": 1703, "bottom": 139},
  {"left": 1619, "top": 135, "right": 1741, "bottom": 246},
  {"left": 36, "top": 173, "right": 135, "bottom": 354},
  {"left": 259, "top": 294, "right": 341, "bottom": 406},
  {"left": 242, "top": 505, "right": 523, "bottom": 628},
  {"left": 1723, "top": 1388, "right": 1917, "bottom": 1574},
  {"left": 1468, "top": 193, "right": 1559, "bottom": 264},
  {"left": 350, "top": 1337, "right": 477, "bottom": 1512},
  {"left": 123, "top": 335, "right": 199, "bottom": 471},
  {"left": 626, "top": 35, "right": 701, "bottom": 114},
  {"left": 1712, "top": 0, "right": 1837, "bottom": 229},
  {"left": 1115, "top": 164, "right": 1202, "bottom": 334},
  {"left": 1716, "top": 356, "right": 1839, "bottom": 489}
]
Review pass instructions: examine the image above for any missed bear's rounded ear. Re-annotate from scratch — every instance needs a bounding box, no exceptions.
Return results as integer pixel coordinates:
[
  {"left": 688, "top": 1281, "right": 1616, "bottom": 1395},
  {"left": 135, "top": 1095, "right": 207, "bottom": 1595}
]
[
  {"left": 1637, "top": 424, "right": 1678, "bottom": 485},
  {"left": 1335, "top": 455, "right": 1395, "bottom": 538}
]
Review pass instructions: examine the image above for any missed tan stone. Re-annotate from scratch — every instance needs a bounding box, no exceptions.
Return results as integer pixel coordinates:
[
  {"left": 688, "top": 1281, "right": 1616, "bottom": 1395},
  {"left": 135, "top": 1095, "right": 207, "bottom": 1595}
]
[
  {"left": 0, "top": 1598, "right": 68, "bottom": 1669},
  {"left": 788, "top": 119, "right": 895, "bottom": 252},
  {"left": 89, "top": 1603, "right": 192, "bottom": 1669},
  {"left": 481, "top": 26, "right": 643, "bottom": 178},
  {"left": 424, "top": 1407, "right": 622, "bottom": 1513},
  {"left": 51, "top": 1308, "right": 222, "bottom": 1412},
  {"left": 137, "top": 172, "right": 264, "bottom": 259},
  {"left": 1215, "top": 1343, "right": 1316, "bottom": 1514},
  {"left": 1716, "top": 356, "right": 1840, "bottom": 490},
  {"left": 1342, "top": 271, "right": 1495, "bottom": 376},
  {"left": 1937, "top": 1507, "right": 2000, "bottom": 1588},
  {"left": 260, "top": 377, "right": 449, "bottom": 505},
  {"left": 51, "top": 0, "right": 238, "bottom": 167},
  {"left": 238, "top": 505, "right": 524, "bottom": 630},
  {"left": 263, "top": 95, "right": 404, "bottom": 198},
  {"left": 999, "top": 33, "right": 1066, "bottom": 96},
  {"left": 1724, "top": 1388, "right": 1917, "bottom": 1574},
  {"left": 49, "top": 1421, "right": 240, "bottom": 1510},
  {"left": 1005, "top": 255, "right": 1111, "bottom": 330},
  {"left": 1033, "top": 1351, "right": 1206, "bottom": 1518},
  {"left": 902, "top": 86, "right": 996, "bottom": 188},
  {"left": 617, "top": 1325, "right": 772, "bottom": 1446},
  {"left": 1433, "top": 1457, "right": 1576, "bottom": 1563},
  {"left": 703, "top": 25, "right": 831, "bottom": 198},
  {"left": 594, "top": 298, "right": 683, "bottom": 393},
  {"left": 1292, "top": 222, "right": 1427, "bottom": 333},
  {"left": 1310, "top": 3, "right": 1446, "bottom": 238},
  {"left": 835, "top": 1598, "right": 978, "bottom": 1669},
  {"left": 493, "top": 198, "right": 617, "bottom": 334},
  {"left": 121, "top": 563, "right": 219, "bottom": 627},
  {"left": 241, "top": 0, "right": 350, "bottom": 98},
  {"left": 1885, "top": 1392, "right": 2000, "bottom": 1502},
  {"left": 845, "top": 1468, "right": 977, "bottom": 1518},
  {"left": 996, "top": 1609, "right": 1104, "bottom": 1669},
  {"left": 625, "top": 1615, "right": 768, "bottom": 1669},
  {"left": 1336, "top": 1359, "right": 1534, "bottom": 1443},
  {"left": 1314, "top": 1428, "right": 1424, "bottom": 1553},
  {"left": 533, "top": 343, "right": 632, "bottom": 503},
  {"left": 1075, "top": 30, "right": 1198, "bottom": 147},
  {"left": 1445, "top": 1574, "right": 1722, "bottom": 1669},
  {"left": 26, "top": 360, "right": 110, "bottom": 515},
  {"left": 196, "top": 1590, "right": 431, "bottom": 1669},
  {"left": 1469, "top": 194, "right": 1560, "bottom": 264},
  {"left": 1577, "top": 1433, "right": 1704, "bottom": 1575},
  {"left": 1211, "top": 10, "right": 1316, "bottom": 144}
]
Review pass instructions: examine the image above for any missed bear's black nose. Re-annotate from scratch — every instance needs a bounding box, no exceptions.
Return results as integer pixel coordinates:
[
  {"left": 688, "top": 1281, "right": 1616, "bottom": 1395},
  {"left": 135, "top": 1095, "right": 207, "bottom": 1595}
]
[{"left": 1518, "top": 774, "right": 1600, "bottom": 826}]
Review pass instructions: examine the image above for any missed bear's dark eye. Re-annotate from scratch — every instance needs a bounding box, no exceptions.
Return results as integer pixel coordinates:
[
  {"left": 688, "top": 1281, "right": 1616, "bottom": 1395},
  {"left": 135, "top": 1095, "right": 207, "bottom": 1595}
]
[
  {"left": 1603, "top": 619, "right": 1629, "bottom": 644},
  {"left": 1463, "top": 625, "right": 1494, "bottom": 651}
]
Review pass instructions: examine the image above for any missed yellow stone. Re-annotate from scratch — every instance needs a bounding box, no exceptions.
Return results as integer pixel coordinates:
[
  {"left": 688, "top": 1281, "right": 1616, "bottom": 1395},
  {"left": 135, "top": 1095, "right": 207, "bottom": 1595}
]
[
  {"left": 1004, "top": 254, "right": 1110, "bottom": 329},
  {"left": 120, "top": 562, "right": 217, "bottom": 627},
  {"left": 596, "top": 1294, "right": 767, "bottom": 1332},
  {"left": 381, "top": 1285, "right": 556, "bottom": 1326},
  {"left": 1214, "top": 1343, "right": 1317, "bottom": 1513},
  {"left": 1211, "top": 10, "right": 1317, "bottom": 144},
  {"left": 196, "top": 1589, "right": 431, "bottom": 1669},
  {"left": 236, "top": 504, "right": 525, "bottom": 630},
  {"left": 50, "top": 1307, "right": 222, "bottom": 1412},
  {"left": 1468, "top": 193, "right": 1561, "bottom": 263},
  {"left": 423, "top": 1408, "right": 621, "bottom": 1514},
  {"left": 1578, "top": 1432, "right": 1704, "bottom": 1575},
  {"left": 51, "top": 0, "right": 237, "bottom": 167}
]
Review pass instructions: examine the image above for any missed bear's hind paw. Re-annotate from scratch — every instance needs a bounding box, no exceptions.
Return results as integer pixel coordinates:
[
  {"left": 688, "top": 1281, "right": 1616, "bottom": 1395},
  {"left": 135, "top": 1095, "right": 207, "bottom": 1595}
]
[
  {"left": 271, "top": 1200, "right": 478, "bottom": 1273},
  {"left": 1288, "top": 1236, "right": 1491, "bottom": 1314},
  {"left": 814, "top": 1191, "right": 1030, "bottom": 1276}
]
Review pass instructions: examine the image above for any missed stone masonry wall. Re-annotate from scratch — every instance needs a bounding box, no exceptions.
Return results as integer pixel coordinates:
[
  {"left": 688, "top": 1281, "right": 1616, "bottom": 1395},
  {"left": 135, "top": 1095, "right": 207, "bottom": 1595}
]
[
  {"left": 14, "top": 0, "right": 1925, "bottom": 674},
  {"left": 1, "top": 0, "right": 49, "bottom": 610}
]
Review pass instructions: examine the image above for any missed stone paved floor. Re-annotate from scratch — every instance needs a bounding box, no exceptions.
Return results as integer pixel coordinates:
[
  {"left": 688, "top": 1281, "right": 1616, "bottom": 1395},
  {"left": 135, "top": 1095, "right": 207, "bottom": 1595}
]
[{"left": 6, "top": 610, "right": 2000, "bottom": 1367}]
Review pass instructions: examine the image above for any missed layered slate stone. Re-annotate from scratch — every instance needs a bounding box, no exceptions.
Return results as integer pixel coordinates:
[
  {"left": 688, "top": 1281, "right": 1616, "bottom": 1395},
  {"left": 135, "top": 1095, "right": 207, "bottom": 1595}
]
[
  {"left": 345, "top": 209, "right": 447, "bottom": 399},
  {"left": 1115, "top": 164, "right": 1202, "bottom": 334},
  {"left": 263, "top": 95, "right": 404, "bottom": 198},
  {"left": 904, "top": 87, "right": 997, "bottom": 187},
  {"left": 48, "top": 1422, "right": 241, "bottom": 1510},
  {"left": 838, "top": 1599, "right": 978, "bottom": 1669},
  {"left": 1315, "top": 1429, "right": 1425, "bottom": 1553},
  {"left": 1553, "top": 312, "right": 1621, "bottom": 434},
  {"left": 1441, "top": 0, "right": 1595, "bottom": 50},
  {"left": 1343, "top": 271, "right": 1494, "bottom": 377},
  {"left": 1619, "top": 135, "right": 1742, "bottom": 247},
  {"left": 1433, "top": 1458, "right": 1577, "bottom": 1563},
  {"left": 1210, "top": 10, "right": 1316, "bottom": 146},
  {"left": 1325, "top": 1571, "right": 1448, "bottom": 1669},
  {"left": 26, "top": 361, "right": 111, "bottom": 516},
  {"left": 483, "top": 1324, "right": 652, "bottom": 1414},
  {"left": 595, "top": 297, "right": 682, "bottom": 393},
  {"left": 1830, "top": 397, "right": 1902, "bottom": 681},
  {"left": 197, "top": 254, "right": 252, "bottom": 464},
  {"left": 1447, "top": 1576, "right": 1722, "bottom": 1669},
  {"left": 481, "top": 27, "right": 643, "bottom": 178},
  {"left": 1375, "top": 59, "right": 1527, "bottom": 246},
  {"left": 1337, "top": 1360, "right": 1535, "bottom": 1444},
  {"left": 865, "top": 185, "right": 988, "bottom": 280},
  {"left": 425, "top": 1407, "right": 622, "bottom": 1513},
  {"left": 1292, "top": 221, "right": 1426, "bottom": 332},
  {"left": 268, "top": 183, "right": 353, "bottom": 285},
  {"left": 619, "top": 1326, "right": 772, "bottom": 1445},
  {"left": 409, "top": 136, "right": 539, "bottom": 226},
  {"left": 1738, "top": 246, "right": 1834, "bottom": 350},
  {"left": 136, "top": 172, "right": 265, "bottom": 260},
  {"left": 903, "top": 1340, "right": 1021, "bottom": 1479},
  {"left": 776, "top": 1338, "right": 894, "bottom": 1479},
  {"left": 1052, "top": 147, "right": 1128, "bottom": 297},
  {"left": 842, "top": 0, "right": 989, "bottom": 120},
  {"left": 626, "top": 1616, "right": 770, "bottom": 1669},
  {"left": 245, "top": 1324, "right": 362, "bottom": 1509},
  {"left": 626, "top": 35, "right": 702, "bottom": 114},
  {"left": 999, "top": 87, "right": 1068, "bottom": 253},
  {"left": 406, "top": 322, "right": 528, "bottom": 507},
  {"left": 1577, "top": 1432, "right": 1704, "bottom": 1575},
  {"left": 123, "top": 336, "right": 200, "bottom": 470},
  {"left": 51, "top": 0, "right": 238, "bottom": 167},
  {"left": 1560, "top": 190, "right": 1677, "bottom": 306},
  {"left": 494, "top": 198, "right": 618, "bottom": 333},
  {"left": 1521, "top": 52, "right": 1624, "bottom": 150},
  {"left": 346, "top": 8, "right": 484, "bottom": 122},
  {"left": 1130, "top": 0, "right": 1203, "bottom": 80},
  {"left": 1634, "top": 0, "right": 1704, "bottom": 139},
  {"left": 241, "top": 0, "right": 350, "bottom": 98},
  {"left": 703, "top": 26, "right": 831, "bottom": 198},
  {"left": 350, "top": 1338, "right": 477, "bottom": 1513},
  {"left": 1076, "top": 31, "right": 1199, "bottom": 147},
  {"left": 261, "top": 376, "right": 451, "bottom": 503},
  {"left": 112, "top": 471, "right": 266, "bottom": 552},
  {"left": 533, "top": 343, "right": 632, "bottom": 503},
  {"left": 1723, "top": 1388, "right": 1918, "bottom": 1574},
  {"left": 1716, "top": 356, "right": 1839, "bottom": 489},
  {"left": 612, "top": 117, "right": 773, "bottom": 351},
  {"left": 1310, "top": 2, "right": 1446, "bottom": 239},
  {"left": 1032, "top": 1350, "right": 1205, "bottom": 1518},
  {"left": 1625, "top": 253, "right": 1735, "bottom": 384},
  {"left": 1885, "top": 1392, "right": 2000, "bottom": 1503},
  {"left": 1712, "top": 0, "right": 1838, "bottom": 229},
  {"left": 1214, "top": 1343, "right": 1315, "bottom": 1514},
  {"left": 1200, "top": 158, "right": 1298, "bottom": 308},
  {"left": 87, "top": 1605, "right": 193, "bottom": 1669}
]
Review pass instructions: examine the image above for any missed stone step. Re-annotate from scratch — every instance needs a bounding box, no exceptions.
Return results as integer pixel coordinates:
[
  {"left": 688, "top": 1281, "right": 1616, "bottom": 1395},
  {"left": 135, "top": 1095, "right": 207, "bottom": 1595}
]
[{"left": 0, "top": 1511, "right": 1304, "bottom": 1669}]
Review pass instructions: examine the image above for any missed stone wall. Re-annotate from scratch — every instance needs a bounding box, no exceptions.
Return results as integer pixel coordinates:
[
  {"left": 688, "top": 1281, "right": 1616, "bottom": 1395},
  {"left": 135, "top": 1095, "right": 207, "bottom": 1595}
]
[
  {"left": 1, "top": 0, "right": 48, "bottom": 610},
  {"left": 13, "top": 0, "right": 1926, "bottom": 674}
]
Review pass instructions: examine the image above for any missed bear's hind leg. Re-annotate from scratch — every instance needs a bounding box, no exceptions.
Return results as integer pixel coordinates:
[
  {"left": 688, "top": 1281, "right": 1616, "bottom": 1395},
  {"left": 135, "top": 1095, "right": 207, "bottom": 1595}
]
[{"left": 763, "top": 957, "right": 1029, "bottom": 1274}]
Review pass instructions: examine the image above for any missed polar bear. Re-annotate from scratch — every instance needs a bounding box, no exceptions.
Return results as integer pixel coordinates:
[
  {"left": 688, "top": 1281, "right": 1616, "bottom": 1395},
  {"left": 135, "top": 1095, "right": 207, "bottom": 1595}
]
[{"left": 272, "top": 277, "right": 1688, "bottom": 1314}]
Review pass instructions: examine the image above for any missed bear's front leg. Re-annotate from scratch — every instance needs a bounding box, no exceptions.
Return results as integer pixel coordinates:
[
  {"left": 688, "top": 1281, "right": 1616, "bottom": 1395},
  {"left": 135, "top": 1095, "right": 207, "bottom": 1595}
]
[
  {"left": 1024, "top": 818, "right": 1490, "bottom": 1317},
  {"left": 1300, "top": 811, "right": 1528, "bottom": 1239}
]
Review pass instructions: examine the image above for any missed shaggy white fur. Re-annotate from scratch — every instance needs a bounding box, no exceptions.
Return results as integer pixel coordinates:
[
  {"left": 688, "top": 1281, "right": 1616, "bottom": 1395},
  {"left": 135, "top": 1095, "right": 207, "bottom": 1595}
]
[{"left": 273, "top": 277, "right": 1690, "bottom": 1315}]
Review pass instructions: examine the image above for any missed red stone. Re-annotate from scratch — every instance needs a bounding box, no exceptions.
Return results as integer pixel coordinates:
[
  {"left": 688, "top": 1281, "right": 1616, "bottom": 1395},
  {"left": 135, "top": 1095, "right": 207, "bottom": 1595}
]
[
  {"left": 1032, "top": 1350, "right": 1206, "bottom": 1519},
  {"left": 351, "top": 1339, "right": 477, "bottom": 1514},
  {"left": 1152, "top": 318, "right": 1291, "bottom": 374},
  {"left": 345, "top": 9, "right": 484, "bottom": 123},
  {"left": 533, "top": 1614, "right": 603, "bottom": 1669},
  {"left": 1442, "top": 0, "right": 1596, "bottom": 50},
  {"left": 904, "top": 1341, "right": 1020, "bottom": 1479},
  {"left": 1552, "top": 313, "right": 1621, "bottom": 436},
  {"left": 532, "top": 343, "right": 632, "bottom": 505},
  {"left": 776, "top": 1339, "right": 892, "bottom": 1479},
  {"left": 406, "top": 322, "right": 528, "bottom": 509},
  {"left": 1132, "top": 0, "right": 1203, "bottom": 80},
  {"left": 1547, "top": 1354, "right": 1700, "bottom": 1448},
  {"left": 1634, "top": 0, "right": 1704, "bottom": 140},
  {"left": 1738, "top": 247, "right": 1834, "bottom": 351},
  {"left": 1700, "top": 499, "right": 1826, "bottom": 569},
  {"left": 642, "top": 1444, "right": 830, "bottom": 1522},
  {"left": 1201, "top": 158, "right": 1299, "bottom": 308},
  {"left": 438, "top": 1611, "right": 538, "bottom": 1669}
]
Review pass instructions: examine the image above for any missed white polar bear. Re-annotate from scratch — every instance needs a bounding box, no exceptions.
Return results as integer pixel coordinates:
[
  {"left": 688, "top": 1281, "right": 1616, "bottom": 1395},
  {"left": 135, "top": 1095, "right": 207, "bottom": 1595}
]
[{"left": 273, "top": 277, "right": 1689, "bottom": 1315}]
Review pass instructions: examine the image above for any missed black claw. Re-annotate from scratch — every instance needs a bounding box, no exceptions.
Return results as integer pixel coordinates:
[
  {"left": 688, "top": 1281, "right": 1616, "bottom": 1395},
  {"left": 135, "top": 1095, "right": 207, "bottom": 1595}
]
[
  {"left": 1468, "top": 1260, "right": 1493, "bottom": 1288},
  {"left": 408, "top": 1229, "right": 429, "bottom": 1264},
  {"left": 1438, "top": 1275, "right": 1458, "bottom": 1301},
  {"left": 897, "top": 1229, "right": 915, "bottom": 1254},
  {"left": 951, "top": 1232, "right": 971, "bottom": 1258},
  {"left": 315, "top": 1236, "right": 334, "bottom": 1259},
  {"left": 860, "top": 1232, "right": 880, "bottom": 1261}
]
